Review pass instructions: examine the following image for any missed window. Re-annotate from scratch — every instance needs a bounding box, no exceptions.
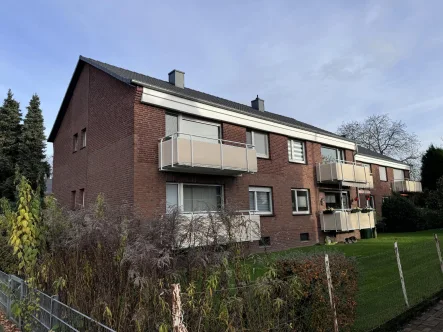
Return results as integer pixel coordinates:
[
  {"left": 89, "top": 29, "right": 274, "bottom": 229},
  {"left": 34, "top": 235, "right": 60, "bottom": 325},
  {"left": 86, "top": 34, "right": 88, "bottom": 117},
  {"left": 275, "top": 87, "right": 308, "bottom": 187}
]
[
  {"left": 292, "top": 189, "right": 310, "bottom": 214},
  {"left": 366, "top": 195, "right": 375, "bottom": 209},
  {"left": 166, "top": 183, "right": 223, "bottom": 213},
  {"left": 382, "top": 196, "right": 390, "bottom": 203},
  {"left": 80, "top": 129, "right": 86, "bottom": 148},
  {"left": 324, "top": 191, "right": 350, "bottom": 209},
  {"left": 259, "top": 236, "right": 271, "bottom": 247},
  {"left": 79, "top": 189, "right": 85, "bottom": 207},
  {"left": 249, "top": 187, "right": 273, "bottom": 214},
  {"left": 181, "top": 118, "right": 220, "bottom": 142},
  {"left": 247, "top": 130, "right": 269, "bottom": 158},
  {"left": 71, "top": 190, "right": 76, "bottom": 210},
  {"left": 288, "top": 139, "right": 306, "bottom": 163},
  {"left": 73, "top": 133, "right": 78, "bottom": 152},
  {"left": 165, "top": 113, "right": 178, "bottom": 137},
  {"left": 379, "top": 166, "right": 387, "bottom": 181},
  {"left": 393, "top": 169, "right": 405, "bottom": 181},
  {"left": 165, "top": 114, "right": 220, "bottom": 143},
  {"left": 321, "top": 146, "right": 344, "bottom": 163},
  {"left": 300, "top": 233, "right": 310, "bottom": 242}
]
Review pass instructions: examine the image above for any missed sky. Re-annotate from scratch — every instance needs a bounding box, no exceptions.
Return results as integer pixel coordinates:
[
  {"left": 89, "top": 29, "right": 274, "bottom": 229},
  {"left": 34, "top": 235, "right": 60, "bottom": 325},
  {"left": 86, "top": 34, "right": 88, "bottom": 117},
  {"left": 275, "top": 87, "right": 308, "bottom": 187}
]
[{"left": 1, "top": 0, "right": 442, "bottom": 158}]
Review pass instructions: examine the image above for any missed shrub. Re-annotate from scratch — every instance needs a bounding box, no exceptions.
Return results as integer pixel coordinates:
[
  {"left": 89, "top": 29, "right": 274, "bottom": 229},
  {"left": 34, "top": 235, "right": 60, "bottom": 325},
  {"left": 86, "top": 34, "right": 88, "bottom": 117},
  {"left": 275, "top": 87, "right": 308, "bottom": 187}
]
[
  {"left": 276, "top": 252, "right": 358, "bottom": 331},
  {"left": 416, "top": 208, "right": 443, "bottom": 230},
  {"left": 382, "top": 194, "right": 420, "bottom": 232}
]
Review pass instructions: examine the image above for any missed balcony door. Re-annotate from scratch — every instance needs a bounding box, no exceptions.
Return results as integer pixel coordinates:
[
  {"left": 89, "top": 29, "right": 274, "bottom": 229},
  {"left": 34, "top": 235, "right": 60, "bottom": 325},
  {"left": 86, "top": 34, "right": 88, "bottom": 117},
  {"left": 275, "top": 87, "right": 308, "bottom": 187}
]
[
  {"left": 325, "top": 191, "right": 350, "bottom": 210},
  {"left": 393, "top": 169, "right": 405, "bottom": 181},
  {"left": 321, "top": 146, "right": 345, "bottom": 163}
]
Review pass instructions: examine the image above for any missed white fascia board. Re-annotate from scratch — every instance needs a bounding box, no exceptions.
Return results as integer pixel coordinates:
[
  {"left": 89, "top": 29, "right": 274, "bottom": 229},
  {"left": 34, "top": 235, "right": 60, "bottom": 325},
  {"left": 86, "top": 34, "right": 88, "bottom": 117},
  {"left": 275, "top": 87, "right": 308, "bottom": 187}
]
[
  {"left": 140, "top": 86, "right": 356, "bottom": 150},
  {"left": 355, "top": 154, "right": 411, "bottom": 171}
]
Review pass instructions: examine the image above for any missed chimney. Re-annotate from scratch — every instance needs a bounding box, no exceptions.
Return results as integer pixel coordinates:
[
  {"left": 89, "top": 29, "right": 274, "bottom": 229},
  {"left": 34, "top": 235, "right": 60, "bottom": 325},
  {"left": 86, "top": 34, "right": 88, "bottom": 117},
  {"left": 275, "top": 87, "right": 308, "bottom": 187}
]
[
  {"left": 168, "top": 69, "right": 185, "bottom": 89},
  {"left": 251, "top": 95, "right": 265, "bottom": 112}
]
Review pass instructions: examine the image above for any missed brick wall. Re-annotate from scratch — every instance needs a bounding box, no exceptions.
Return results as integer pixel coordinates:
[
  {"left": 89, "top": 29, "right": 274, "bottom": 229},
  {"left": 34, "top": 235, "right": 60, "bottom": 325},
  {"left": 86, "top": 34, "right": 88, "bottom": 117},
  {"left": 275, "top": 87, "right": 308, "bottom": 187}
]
[{"left": 53, "top": 64, "right": 136, "bottom": 208}]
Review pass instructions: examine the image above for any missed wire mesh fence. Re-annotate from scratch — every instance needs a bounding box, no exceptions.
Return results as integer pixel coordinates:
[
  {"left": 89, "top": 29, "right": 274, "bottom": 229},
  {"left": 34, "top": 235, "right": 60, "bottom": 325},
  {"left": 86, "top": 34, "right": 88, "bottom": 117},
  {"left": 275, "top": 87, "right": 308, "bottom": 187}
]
[{"left": 0, "top": 270, "right": 115, "bottom": 332}]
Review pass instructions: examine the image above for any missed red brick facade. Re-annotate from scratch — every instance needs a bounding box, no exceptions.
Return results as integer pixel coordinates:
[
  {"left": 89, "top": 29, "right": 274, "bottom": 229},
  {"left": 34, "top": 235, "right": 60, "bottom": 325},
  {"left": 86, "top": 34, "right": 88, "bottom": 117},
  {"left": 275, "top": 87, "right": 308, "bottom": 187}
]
[{"left": 52, "top": 64, "right": 405, "bottom": 251}]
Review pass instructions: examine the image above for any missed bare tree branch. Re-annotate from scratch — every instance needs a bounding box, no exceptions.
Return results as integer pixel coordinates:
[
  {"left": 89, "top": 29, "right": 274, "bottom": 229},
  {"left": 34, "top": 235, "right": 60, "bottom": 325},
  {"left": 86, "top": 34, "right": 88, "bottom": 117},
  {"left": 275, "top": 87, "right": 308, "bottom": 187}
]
[{"left": 337, "top": 114, "right": 421, "bottom": 179}]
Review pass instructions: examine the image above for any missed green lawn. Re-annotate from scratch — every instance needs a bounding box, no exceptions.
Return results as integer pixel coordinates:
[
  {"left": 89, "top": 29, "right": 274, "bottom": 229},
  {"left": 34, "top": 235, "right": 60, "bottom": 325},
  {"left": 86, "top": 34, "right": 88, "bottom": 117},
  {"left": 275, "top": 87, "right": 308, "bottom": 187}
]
[{"left": 250, "top": 230, "right": 443, "bottom": 331}]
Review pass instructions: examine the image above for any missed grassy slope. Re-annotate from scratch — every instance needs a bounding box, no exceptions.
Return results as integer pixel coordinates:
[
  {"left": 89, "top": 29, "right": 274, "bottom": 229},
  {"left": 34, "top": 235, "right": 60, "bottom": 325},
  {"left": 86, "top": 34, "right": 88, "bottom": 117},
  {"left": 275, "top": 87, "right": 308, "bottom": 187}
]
[{"left": 250, "top": 230, "right": 443, "bottom": 331}]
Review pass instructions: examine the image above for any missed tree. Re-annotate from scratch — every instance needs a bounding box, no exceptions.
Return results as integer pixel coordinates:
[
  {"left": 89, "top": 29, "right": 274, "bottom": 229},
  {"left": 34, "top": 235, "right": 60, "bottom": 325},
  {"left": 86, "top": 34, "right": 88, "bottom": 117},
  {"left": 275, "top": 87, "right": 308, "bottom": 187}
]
[
  {"left": 18, "top": 94, "right": 50, "bottom": 198},
  {"left": 421, "top": 145, "right": 443, "bottom": 190},
  {"left": 0, "top": 90, "right": 22, "bottom": 201},
  {"left": 337, "top": 114, "right": 421, "bottom": 178}
]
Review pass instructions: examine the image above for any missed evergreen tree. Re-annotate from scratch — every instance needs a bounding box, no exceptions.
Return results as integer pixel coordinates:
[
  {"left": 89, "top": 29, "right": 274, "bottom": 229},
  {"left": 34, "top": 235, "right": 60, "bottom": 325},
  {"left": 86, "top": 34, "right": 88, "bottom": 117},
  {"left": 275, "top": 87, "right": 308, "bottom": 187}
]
[
  {"left": 0, "top": 90, "right": 22, "bottom": 200},
  {"left": 421, "top": 144, "right": 443, "bottom": 190},
  {"left": 18, "top": 94, "right": 50, "bottom": 198}
]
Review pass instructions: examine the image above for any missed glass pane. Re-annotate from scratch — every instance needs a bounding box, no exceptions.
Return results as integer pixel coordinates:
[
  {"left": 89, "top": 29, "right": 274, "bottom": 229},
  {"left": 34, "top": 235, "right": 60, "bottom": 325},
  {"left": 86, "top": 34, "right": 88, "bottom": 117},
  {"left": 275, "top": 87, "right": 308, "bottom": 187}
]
[
  {"left": 297, "top": 191, "right": 309, "bottom": 211},
  {"left": 254, "top": 132, "right": 269, "bottom": 157},
  {"left": 394, "top": 169, "right": 404, "bottom": 180},
  {"left": 249, "top": 192, "right": 255, "bottom": 210},
  {"left": 325, "top": 192, "right": 341, "bottom": 209},
  {"left": 291, "top": 190, "right": 297, "bottom": 211},
  {"left": 165, "top": 114, "right": 178, "bottom": 137},
  {"left": 321, "top": 146, "right": 337, "bottom": 162},
  {"left": 256, "top": 191, "right": 271, "bottom": 212},
  {"left": 181, "top": 119, "right": 219, "bottom": 142},
  {"left": 166, "top": 184, "right": 178, "bottom": 210},
  {"left": 379, "top": 167, "right": 387, "bottom": 181},
  {"left": 183, "top": 185, "right": 193, "bottom": 212},
  {"left": 183, "top": 185, "right": 221, "bottom": 212},
  {"left": 246, "top": 131, "right": 252, "bottom": 145}
]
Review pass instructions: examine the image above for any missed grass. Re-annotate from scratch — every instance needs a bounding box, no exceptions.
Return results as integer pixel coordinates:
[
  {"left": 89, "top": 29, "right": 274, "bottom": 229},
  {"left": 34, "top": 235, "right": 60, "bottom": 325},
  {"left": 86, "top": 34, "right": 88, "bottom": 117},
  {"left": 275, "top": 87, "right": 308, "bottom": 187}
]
[{"left": 249, "top": 230, "right": 443, "bottom": 331}]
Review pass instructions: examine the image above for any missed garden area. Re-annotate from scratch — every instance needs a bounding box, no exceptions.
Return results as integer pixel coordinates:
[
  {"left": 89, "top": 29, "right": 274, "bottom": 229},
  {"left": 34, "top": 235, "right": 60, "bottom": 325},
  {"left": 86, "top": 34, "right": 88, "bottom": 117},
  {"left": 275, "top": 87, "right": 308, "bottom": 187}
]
[{"left": 251, "top": 230, "right": 443, "bottom": 331}]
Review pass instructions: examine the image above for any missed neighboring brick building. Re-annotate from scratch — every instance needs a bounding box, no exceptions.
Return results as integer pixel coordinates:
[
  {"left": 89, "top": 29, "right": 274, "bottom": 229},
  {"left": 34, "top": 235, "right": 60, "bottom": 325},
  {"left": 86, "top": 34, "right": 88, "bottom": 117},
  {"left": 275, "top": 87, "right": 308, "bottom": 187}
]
[{"left": 48, "top": 56, "right": 422, "bottom": 251}]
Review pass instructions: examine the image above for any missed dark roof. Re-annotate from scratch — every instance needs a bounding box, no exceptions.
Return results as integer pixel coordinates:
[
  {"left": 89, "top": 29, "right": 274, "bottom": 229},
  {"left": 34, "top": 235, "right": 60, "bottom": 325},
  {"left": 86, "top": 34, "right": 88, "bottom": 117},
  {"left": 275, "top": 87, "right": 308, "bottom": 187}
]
[
  {"left": 48, "top": 56, "right": 355, "bottom": 143},
  {"left": 357, "top": 145, "right": 408, "bottom": 165}
]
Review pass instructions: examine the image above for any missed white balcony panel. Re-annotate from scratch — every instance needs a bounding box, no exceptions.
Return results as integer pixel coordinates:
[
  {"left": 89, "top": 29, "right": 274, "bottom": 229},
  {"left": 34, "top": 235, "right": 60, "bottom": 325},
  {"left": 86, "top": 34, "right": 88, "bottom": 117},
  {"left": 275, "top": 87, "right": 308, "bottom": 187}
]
[
  {"left": 159, "top": 135, "right": 258, "bottom": 175},
  {"left": 177, "top": 213, "right": 261, "bottom": 248},
  {"left": 392, "top": 180, "right": 422, "bottom": 193},
  {"left": 320, "top": 210, "right": 375, "bottom": 231},
  {"left": 317, "top": 162, "right": 373, "bottom": 188}
]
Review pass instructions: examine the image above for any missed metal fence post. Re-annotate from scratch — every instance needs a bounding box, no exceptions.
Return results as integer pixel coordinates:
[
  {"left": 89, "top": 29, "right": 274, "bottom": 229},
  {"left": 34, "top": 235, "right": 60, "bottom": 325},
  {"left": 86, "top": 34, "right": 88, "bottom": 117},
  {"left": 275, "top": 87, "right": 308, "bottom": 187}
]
[
  {"left": 6, "top": 276, "right": 11, "bottom": 319},
  {"left": 325, "top": 254, "right": 339, "bottom": 332},
  {"left": 434, "top": 234, "right": 443, "bottom": 275},
  {"left": 394, "top": 242, "right": 409, "bottom": 308}
]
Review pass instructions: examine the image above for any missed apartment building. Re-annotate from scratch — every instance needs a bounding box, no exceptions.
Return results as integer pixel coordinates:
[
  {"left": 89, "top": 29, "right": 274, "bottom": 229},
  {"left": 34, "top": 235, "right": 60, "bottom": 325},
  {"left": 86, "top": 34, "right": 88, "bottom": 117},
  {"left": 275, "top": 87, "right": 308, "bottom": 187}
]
[{"left": 48, "top": 56, "right": 422, "bottom": 251}]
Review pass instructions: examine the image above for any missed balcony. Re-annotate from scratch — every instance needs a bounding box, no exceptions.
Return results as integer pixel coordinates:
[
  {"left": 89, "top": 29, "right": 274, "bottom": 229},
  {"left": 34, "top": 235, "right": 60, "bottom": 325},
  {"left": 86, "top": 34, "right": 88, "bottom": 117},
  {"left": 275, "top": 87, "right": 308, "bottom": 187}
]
[
  {"left": 159, "top": 133, "right": 258, "bottom": 175},
  {"left": 177, "top": 211, "right": 261, "bottom": 248},
  {"left": 320, "top": 210, "right": 375, "bottom": 232},
  {"left": 392, "top": 180, "right": 422, "bottom": 193},
  {"left": 316, "top": 161, "right": 373, "bottom": 188}
]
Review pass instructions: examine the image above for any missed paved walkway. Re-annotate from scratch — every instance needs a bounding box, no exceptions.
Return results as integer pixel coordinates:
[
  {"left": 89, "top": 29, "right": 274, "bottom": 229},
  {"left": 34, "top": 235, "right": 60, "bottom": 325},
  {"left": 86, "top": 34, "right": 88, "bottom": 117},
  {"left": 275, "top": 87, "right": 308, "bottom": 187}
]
[{"left": 403, "top": 300, "right": 443, "bottom": 331}]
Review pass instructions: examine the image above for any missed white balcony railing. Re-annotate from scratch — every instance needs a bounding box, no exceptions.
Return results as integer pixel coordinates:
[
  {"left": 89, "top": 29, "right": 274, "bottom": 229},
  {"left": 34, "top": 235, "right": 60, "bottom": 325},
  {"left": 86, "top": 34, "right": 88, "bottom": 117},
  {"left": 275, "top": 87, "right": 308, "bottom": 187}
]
[
  {"left": 392, "top": 180, "right": 422, "bottom": 193},
  {"left": 320, "top": 210, "right": 375, "bottom": 232},
  {"left": 176, "top": 210, "right": 261, "bottom": 248},
  {"left": 159, "top": 133, "right": 258, "bottom": 175},
  {"left": 316, "top": 161, "right": 373, "bottom": 188}
]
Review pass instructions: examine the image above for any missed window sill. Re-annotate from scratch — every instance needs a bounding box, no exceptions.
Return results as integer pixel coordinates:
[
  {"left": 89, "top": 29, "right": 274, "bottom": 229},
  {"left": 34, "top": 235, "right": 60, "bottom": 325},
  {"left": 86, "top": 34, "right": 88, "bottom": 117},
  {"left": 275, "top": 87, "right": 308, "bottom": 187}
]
[
  {"left": 72, "top": 150, "right": 77, "bottom": 153},
  {"left": 258, "top": 213, "right": 274, "bottom": 217},
  {"left": 80, "top": 146, "right": 86, "bottom": 150},
  {"left": 257, "top": 155, "right": 270, "bottom": 159},
  {"left": 289, "top": 160, "right": 306, "bottom": 164},
  {"left": 292, "top": 212, "right": 310, "bottom": 215},
  {"left": 259, "top": 245, "right": 271, "bottom": 248}
]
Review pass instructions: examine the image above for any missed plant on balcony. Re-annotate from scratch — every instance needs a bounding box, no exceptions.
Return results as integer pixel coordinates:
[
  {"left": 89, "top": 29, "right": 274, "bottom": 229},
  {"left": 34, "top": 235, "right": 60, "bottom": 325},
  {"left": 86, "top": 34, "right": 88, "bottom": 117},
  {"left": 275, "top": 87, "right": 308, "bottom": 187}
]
[
  {"left": 361, "top": 207, "right": 373, "bottom": 213},
  {"left": 323, "top": 207, "right": 335, "bottom": 214},
  {"left": 350, "top": 207, "right": 362, "bottom": 213}
]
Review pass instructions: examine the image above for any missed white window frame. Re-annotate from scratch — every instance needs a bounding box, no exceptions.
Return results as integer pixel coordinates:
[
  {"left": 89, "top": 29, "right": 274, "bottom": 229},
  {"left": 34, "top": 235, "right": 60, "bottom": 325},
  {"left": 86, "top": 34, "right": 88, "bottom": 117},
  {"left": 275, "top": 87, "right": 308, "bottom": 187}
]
[
  {"left": 79, "top": 188, "right": 85, "bottom": 207},
  {"left": 166, "top": 183, "right": 224, "bottom": 213},
  {"left": 288, "top": 139, "right": 306, "bottom": 164},
  {"left": 321, "top": 145, "right": 345, "bottom": 163},
  {"left": 249, "top": 186, "right": 273, "bottom": 215},
  {"left": 379, "top": 166, "right": 387, "bottom": 182},
  {"left": 291, "top": 189, "right": 311, "bottom": 215},
  {"left": 247, "top": 130, "right": 269, "bottom": 158},
  {"left": 81, "top": 128, "right": 87, "bottom": 148}
]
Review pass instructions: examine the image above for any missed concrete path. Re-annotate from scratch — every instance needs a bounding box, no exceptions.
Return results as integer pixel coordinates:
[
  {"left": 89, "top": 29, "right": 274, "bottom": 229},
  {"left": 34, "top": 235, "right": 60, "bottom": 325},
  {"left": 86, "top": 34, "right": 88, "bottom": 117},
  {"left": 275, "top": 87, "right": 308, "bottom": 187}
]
[{"left": 403, "top": 300, "right": 443, "bottom": 331}]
